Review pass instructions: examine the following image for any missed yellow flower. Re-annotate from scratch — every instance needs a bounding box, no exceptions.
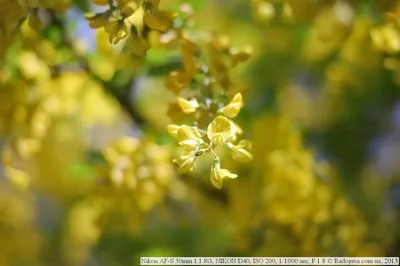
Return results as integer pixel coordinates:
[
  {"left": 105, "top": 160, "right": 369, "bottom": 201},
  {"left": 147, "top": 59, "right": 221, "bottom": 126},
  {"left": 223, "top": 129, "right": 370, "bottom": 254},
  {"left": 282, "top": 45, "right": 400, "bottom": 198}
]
[
  {"left": 173, "top": 152, "right": 196, "bottom": 173},
  {"left": 114, "top": 136, "right": 140, "bottom": 154},
  {"left": 177, "top": 97, "right": 199, "bottom": 114},
  {"left": 110, "top": 157, "right": 132, "bottom": 186},
  {"left": 231, "top": 139, "right": 253, "bottom": 162},
  {"left": 167, "top": 103, "right": 186, "bottom": 123},
  {"left": 128, "top": 33, "right": 150, "bottom": 57},
  {"left": 181, "top": 38, "right": 200, "bottom": 55},
  {"left": 143, "top": 9, "right": 176, "bottom": 32},
  {"left": 167, "top": 124, "right": 180, "bottom": 139},
  {"left": 207, "top": 116, "right": 233, "bottom": 146},
  {"left": 15, "top": 138, "right": 41, "bottom": 158},
  {"left": 229, "top": 46, "right": 253, "bottom": 67},
  {"left": 210, "top": 34, "right": 231, "bottom": 52},
  {"left": 221, "top": 93, "right": 243, "bottom": 118},
  {"left": 227, "top": 120, "right": 243, "bottom": 142},
  {"left": 371, "top": 24, "right": 400, "bottom": 54},
  {"left": 176, "top": 125, "right": 203, "bottom": 150},
  {"left": 85, "top": 11, "right": 112, "bottom": 29},
  {"left": 165, "top": 71, "right": 192, "bottom": 94},
  {"left": 210, "top": 161, "right": 237, "bottom": 189},
  {"left": 102, "top": 136, "right": 140, "bottom": 165},
  {"left": 105, "top": 19, "right": 130, "bottom": 44},
  {"left": 4, "top": 167, "right": 30, "bottom": 190},
  {"left": 119, "top": 1, "right": 138, "bottom": 18}
]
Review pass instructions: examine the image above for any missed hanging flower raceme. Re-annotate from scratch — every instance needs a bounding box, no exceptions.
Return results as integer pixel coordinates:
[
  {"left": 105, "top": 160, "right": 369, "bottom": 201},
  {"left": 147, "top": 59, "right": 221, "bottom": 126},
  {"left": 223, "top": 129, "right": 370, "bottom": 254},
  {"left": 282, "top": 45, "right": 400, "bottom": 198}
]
[
  {"left": 99, "top": 136, "right": 175, "bottom": 210},
  {"left": 229, "top": 139, "right": 253, "bottom": 162},
  {"left": 168, "top": 96, "right": 252, "bottom": 189},
  {"left": 210, "top": 160, "right": 237, "bottom": 189},
  {"left": 85, "top": 0, "right": 176, "bottom": 51},
  {"left": 162, "top": 5, "right": 253, "bottom": 188},
  {"left": 371, "top": 13, "right": 400, "bottom": 54}
]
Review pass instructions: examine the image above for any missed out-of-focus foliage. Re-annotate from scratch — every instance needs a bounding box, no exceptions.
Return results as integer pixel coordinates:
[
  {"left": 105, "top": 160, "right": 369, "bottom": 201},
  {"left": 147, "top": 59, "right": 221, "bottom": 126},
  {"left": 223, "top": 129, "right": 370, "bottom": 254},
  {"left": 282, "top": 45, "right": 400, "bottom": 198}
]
[{"left": 0, "top": 0, "right": 400, "bottom": 265}]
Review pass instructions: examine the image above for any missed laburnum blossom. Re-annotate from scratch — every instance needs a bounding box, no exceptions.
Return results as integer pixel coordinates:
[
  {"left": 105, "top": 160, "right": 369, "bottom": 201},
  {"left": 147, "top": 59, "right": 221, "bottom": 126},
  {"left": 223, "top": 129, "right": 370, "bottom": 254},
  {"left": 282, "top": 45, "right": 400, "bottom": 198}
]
[
  {"left": 105, "top": 19, "right": 130, "bottom": 44},
  {"left": 164, "top": 4, "right": 253, "bottom": 189},
  {"left": 371, "top": 13, "right": 400, "bottom": 54},
  {"left": 230, "top": 139, "right": 253, "bottom": 162},
  {"left": 168, "top": 125, "right": 202, "bottom": 173},
  {"left": 169, "top": 115, "right": 252, "bottom": 188},
  {"left": 207, "top": 116, "right": 233, "bottom": 146},
  {"left": 165, "top": 71, "right": 193, "bottom": 94},
  {"left": 85, "top": 11, "right": 113, "bottom": 29},
  {"left": 210, "top": 160, "right": 237, "bottom": 189},
  {"left": 227, "top": 120, "right": 243, "bottom": 142},
  {"left": 142, "top": 0, "right": 177, "bottom": 32},
  {"left": 128, "top": 31, "right": 150, "bottom": 57},
  {"left": 175, "top": 125, "right": 203, "bottom": 151},
  {"left": 173, "top": 151, "right": 197, "bottom": 174},
  {"left": 85, "top": 0, "right": 176, "bottom": 46},
  {"left": 164, "top": 38, "right": 199, "bottom": 96},
  {"left": 177, "top": 98, "right": 200, "bottom": 114}
]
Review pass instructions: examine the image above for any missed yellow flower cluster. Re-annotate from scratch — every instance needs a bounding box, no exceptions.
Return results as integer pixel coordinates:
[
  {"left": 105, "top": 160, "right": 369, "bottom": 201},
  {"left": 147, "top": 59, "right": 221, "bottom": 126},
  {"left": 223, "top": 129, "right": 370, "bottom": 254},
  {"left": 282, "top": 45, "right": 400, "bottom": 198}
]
[
  {"left": 250, "top": 0, "right": 400, "bottom": 131},
  {"left": 85, "top": 0, "right": 176, "bottom": 54},
  {"left": 63, "top": 198, "right": 103, "bottom": 266},
  {"left": 0, "top": 0, "right": 69, "bottom": 59},
  {"left": 370, "top": 6, "right": 400, "bottom": 85},
  {"left": 98, "top": 136, "right": 175, "bottom": 212},
  {"left": 0, "top": 0, "right": 395, "bottom": 261},
  {"left": 0, "top": 190, "right": 41, "bottom": 264},
  {"left": 371, "top": 13, "right": 400, "bottom": 54},
  {"left": 251, "top": 0, "right": 293, "bottom": 22},
  {"left": 0, "top": 44, "right": 118, "bottom": 190},
  {"left": 62, "top": 137, "right": 176, "bottom": 264},
  {"left": 251, "top": 0, "right": 345, "bottom": 24},
  {"left": 168, "top": 111, "right": 252, "bottom": 189},
  {"left": 0, "top": 50, "right": 52, "bottom": 189},
  {"left": 246, "top": 115, "right": 382, "bottom": 256},
  {"left": 220, "top": 115, "right": 383, "bottom": 256},
  {"left": 252, "top": 0, "right": 400, "bottom": 92},
  {"left": 159, "top": 3, "right": 253, "bottom": 189}
]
